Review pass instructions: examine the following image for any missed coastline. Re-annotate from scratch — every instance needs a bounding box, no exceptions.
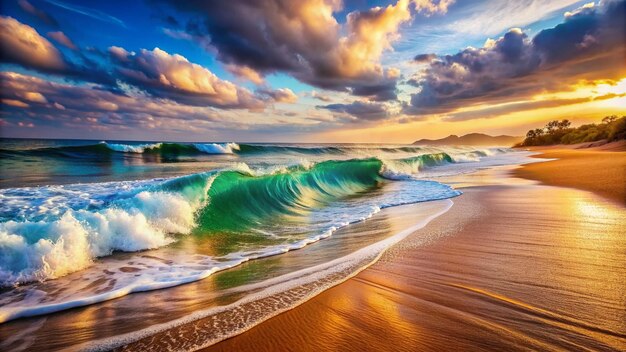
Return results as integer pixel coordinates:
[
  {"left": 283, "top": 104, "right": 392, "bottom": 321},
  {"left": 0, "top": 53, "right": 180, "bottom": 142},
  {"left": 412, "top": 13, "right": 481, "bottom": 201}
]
[
  {"left": 207, "top": 149, "right": 626, "bottom": 351},
  {"left": 513, "top": 142, "right": 626, "bottom": 205}
]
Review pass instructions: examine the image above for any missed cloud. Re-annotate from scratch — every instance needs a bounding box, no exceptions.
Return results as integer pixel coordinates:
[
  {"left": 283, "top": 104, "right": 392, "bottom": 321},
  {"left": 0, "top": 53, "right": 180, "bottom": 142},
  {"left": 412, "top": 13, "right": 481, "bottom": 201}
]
[
  {"left": 0, "top": 17, "right": 282, "bottom": 112},
  {"left": 441, "top": 91, "right": 626, "bottom": 121},
  {"left": 47, "top": 31, "right": 77, "bottom": 50},
  {"left": 0, "top": 71, "right": 220, "bottom": 129},
  {"left": 108, "top": 46, "right": 131, "bottom": 61},
  {"left": 162, "top": 28, "right": 213, "bottom": 52},
  {"left": 311, "top": 91, "right": 333, "bottom": 102},
  {"left": 413, "top": 0, "right": 454, "bottom": 14},
  {"left": 225, "top": 64, "right": 264, "bottom": 85},
  {"left": 564, "top": 1, "right": 595, "bottom": 18},
  {"left": 0, "top": 17, "right": 116, "bottom": 86},
  {"left": 444, "top": 0, "right": 582, "bottom": 36},
  {"left": 159, "top": 0, "right": 452, "bottom": 101},
  {"left": 445, "top": 97, "right": 592, "bottom": 121},
  {"left": 0, "top": 72, "right": 326, "bottom": 139},
  {"left": 406, "top": 0, "right": 626, "bottom": 116},
  {"left": 20, "top": 91, "right": 49, "bottom": 103},
  {"left": 413, "top": 53, "right": 437, "bottom": 62},
  {"left": 44, "top": 0, "right": 127, "bottom": 28},
  {"left": 2, "top": 99, "right": 29, "bottom": 108},
  {"left": 257, "top": 87, "right": 298, "bottom": 103},
  {"left": 18, "top": 0, "right": 59, "bottom": 27},
  {"left": 0, "top": 16, "right": 66, "bottom": 72},
  {"left": 320, "top": 101, "right": 391, "bottom": 121},
  {"left": 108, "top": 46, "right": 267, "bottom": 109}
]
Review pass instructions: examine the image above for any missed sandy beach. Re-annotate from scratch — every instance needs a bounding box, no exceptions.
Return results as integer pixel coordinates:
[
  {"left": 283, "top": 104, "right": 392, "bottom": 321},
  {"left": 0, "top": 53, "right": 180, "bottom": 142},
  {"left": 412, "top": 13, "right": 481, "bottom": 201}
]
[
  {"left": 207, "top": 147, "right": 626, "bottom": 351},
  {"left": 514, "top": 142, "right": 626, "bottom": 205}
]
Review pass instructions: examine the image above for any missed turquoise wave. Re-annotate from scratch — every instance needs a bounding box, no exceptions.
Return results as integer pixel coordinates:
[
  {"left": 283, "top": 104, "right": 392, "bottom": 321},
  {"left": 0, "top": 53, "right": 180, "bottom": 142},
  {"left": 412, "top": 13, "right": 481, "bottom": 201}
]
[{"left": 0, "top": 153, "right": 459, "bottom": 286}]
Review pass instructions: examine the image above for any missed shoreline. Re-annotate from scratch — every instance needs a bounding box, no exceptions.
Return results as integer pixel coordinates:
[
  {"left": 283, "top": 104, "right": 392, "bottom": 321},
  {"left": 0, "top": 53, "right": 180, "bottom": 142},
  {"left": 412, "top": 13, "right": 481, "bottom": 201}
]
[
  {"left": 513, "top": 142, "right": 626, "bottom": 205},
  {"left": 0, "top": 189, "right": 457, "bottom": 351},
  {"left": 207, "top": 151, "right": 626, "bottom": 351},
  {"left": 98, "top": 200, "right": 455, "bottom": 351}
]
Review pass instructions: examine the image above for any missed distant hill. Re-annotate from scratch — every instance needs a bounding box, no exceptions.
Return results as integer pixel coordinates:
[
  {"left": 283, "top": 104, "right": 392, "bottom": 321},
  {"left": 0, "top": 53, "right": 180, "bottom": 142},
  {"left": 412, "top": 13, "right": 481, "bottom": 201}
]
[{"left": 413, "top": 133, "right": 522, "bottom": 146}]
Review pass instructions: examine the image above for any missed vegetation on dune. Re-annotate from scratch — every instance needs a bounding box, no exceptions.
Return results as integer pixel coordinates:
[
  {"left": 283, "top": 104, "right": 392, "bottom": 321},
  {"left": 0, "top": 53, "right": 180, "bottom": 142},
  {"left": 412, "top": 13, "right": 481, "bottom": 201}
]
[{"left": 517, "top": 115, "right": 626, "bottom": 147}]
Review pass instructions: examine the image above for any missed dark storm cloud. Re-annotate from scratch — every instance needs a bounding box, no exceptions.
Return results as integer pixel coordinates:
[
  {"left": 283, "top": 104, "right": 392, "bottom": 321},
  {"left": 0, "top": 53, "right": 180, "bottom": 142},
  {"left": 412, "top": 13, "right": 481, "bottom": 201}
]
[{"left": 406, "top": 0, "right": 626, "bottom": 116}]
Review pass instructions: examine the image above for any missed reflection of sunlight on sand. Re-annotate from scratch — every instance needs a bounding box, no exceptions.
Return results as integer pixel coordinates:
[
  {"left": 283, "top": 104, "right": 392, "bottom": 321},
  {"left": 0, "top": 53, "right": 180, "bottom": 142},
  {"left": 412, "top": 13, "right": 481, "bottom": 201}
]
[
  {"left": 565, "top": 192, "right": 625, "bottom": 299},
  {"left": 571, "top": 194, "right": 613, "bottom": 222},
  {"left": 311, "top": 277, "right": 424, "bottom": 348},
  {"left": 361, "top": 281, "right": 421, "bottom": 341}
]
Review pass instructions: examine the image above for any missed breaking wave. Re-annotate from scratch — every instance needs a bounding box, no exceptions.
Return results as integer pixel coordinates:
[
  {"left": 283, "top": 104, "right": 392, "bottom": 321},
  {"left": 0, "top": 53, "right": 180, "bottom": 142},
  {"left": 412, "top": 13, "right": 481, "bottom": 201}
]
[{"left": 0, "top": 154, "right": 460, "bottom": 287}]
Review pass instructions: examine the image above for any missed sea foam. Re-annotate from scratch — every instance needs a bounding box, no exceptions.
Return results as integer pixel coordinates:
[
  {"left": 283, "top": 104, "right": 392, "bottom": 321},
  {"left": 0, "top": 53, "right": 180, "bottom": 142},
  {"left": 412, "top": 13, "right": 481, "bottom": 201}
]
[
  {"left": 0, "top": 178, "right": 213, "bottom": 286},
  {"left": 104, "top": 142, "right": 163, "bottom": 153},
  {"left": 193, "top": 142, "right": 240, "bottom": 154}
]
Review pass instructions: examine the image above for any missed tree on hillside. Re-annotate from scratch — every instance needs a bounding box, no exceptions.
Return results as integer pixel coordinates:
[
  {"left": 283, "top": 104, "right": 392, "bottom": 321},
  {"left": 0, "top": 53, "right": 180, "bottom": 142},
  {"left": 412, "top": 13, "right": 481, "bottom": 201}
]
[
  {"left": 557, "top": 120, "right": 571, "bottom": 130},
  {"left": 602, "top": 115, "right": 617, "bottom": 124},
  {"left": 520, "top": 115, "right": 626, "bottom": 147},
  {"left": 545, "top": 120, "right": 560, "bottom": 133}
]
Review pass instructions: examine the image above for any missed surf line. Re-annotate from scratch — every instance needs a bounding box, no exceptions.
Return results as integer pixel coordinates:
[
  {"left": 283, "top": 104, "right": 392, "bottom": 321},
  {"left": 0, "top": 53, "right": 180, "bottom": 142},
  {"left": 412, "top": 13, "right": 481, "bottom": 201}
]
[{"left": 79, "top": 199, "right": 454, "bottom": 352}]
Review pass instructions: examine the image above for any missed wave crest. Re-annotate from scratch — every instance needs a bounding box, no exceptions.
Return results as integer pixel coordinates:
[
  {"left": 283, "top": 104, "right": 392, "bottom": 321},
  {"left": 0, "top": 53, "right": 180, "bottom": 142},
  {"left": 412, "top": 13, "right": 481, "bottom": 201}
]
[
  {"left": 193, "top": 142, "right": 240, "bottom": 154},
  {"left": 0, "top": 154, "right": 460, "bottom": 286},
  {"left": 103, "top": 142, "right": 163, "bottom": 153}
]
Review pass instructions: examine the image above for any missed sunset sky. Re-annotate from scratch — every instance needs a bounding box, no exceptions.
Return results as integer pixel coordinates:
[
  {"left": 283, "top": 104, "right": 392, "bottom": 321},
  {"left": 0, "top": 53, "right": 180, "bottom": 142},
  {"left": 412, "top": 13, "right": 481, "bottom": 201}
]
[{"left": 1, "top": 0, "right": 625, "bottom": 143}]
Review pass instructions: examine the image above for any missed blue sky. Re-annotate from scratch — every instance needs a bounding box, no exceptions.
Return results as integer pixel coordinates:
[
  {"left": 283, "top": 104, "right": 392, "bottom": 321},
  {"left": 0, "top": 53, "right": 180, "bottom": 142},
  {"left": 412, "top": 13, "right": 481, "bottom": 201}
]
[{"left": 1, "top": 0, "right": 624, "bottom": 142}]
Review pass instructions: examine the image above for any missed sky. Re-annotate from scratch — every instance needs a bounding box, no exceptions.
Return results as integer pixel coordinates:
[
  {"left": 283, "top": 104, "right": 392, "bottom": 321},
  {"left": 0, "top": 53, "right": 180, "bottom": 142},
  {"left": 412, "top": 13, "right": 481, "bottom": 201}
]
[{"left": 0, "top": 0, "right": 624, "bottom": 143}]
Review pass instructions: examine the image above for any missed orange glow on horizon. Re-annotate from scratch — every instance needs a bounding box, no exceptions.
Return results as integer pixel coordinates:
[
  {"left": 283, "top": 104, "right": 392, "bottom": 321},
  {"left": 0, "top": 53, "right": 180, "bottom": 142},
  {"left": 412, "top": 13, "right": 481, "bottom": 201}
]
[{"left": 311, "top": 77, "right": 626, "bottom": 143}]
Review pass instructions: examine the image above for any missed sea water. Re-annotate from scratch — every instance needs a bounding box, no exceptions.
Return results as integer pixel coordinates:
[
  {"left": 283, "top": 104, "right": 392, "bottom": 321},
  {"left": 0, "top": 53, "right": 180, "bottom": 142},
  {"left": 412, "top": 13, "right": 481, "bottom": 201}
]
[{"left": 0, "top": 139, "right": 534, "bottom": 350}]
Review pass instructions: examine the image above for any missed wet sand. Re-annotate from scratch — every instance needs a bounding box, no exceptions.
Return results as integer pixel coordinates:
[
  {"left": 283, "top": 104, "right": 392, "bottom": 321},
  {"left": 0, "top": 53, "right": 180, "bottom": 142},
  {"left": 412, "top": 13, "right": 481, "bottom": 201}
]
[
  {"left": 208, "top": 164, "right": 626, "bottom": 350},
  {"left": 514, "top": 144, "right": 626, "bottom": 204}
]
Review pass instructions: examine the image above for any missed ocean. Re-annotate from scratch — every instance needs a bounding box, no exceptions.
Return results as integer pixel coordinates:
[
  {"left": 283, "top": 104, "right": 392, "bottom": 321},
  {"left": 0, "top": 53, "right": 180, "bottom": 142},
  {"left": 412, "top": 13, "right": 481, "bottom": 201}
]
[{"left": 0, "top": 138, "right": 534, "bottom": 350}]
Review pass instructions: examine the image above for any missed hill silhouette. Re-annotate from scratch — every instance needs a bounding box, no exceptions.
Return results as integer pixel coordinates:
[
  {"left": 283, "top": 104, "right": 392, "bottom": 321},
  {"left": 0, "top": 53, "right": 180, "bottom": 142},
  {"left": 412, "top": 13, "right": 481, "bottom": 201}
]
[{"left": 413, "top": 133, "right": 522, "bottom": 146}]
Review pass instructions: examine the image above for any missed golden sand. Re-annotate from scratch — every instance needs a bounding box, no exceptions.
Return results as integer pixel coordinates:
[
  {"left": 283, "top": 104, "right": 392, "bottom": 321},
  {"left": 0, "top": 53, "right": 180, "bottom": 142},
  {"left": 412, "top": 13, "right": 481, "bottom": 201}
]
[{"left": 514, "top": 143, "right": 626, "bottom": 205}]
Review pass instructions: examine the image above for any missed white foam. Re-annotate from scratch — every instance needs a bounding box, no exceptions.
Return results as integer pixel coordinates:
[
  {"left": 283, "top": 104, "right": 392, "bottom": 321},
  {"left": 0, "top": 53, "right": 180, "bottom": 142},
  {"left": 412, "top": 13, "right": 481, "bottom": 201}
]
[
  {"left": 193, "top": 142, "right": 240, "bottom": 154},
  {"left": 0, "top": 178, "right": 214, "bottom": 288},
  {"left": 380, "top": 158, "right": 423, "bottom": 180},
  {"left": 104, "top": 142, "right": 162, "bottom": 153}
]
